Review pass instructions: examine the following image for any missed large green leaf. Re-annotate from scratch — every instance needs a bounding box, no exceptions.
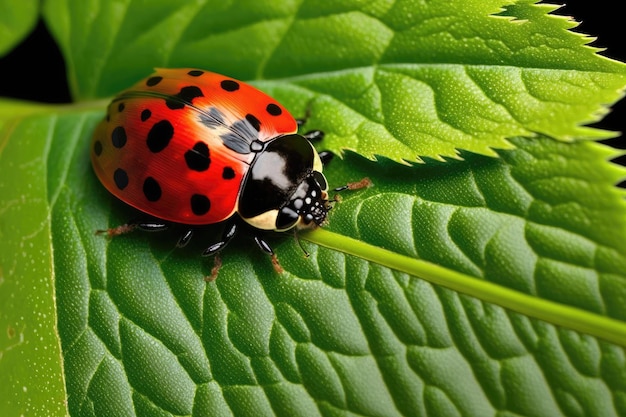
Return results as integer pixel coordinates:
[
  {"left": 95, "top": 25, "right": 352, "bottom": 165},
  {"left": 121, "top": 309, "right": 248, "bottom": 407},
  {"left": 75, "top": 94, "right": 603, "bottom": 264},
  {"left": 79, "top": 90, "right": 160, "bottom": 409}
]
[
  {"left": 43, "top": 0, "right": 626, "bottom": 162},
  {"left": 2, "top": 107, "right": 625, "bottom": 416},
  {"left": 2, "top": 0, "right": 626, "bottom": 416}
]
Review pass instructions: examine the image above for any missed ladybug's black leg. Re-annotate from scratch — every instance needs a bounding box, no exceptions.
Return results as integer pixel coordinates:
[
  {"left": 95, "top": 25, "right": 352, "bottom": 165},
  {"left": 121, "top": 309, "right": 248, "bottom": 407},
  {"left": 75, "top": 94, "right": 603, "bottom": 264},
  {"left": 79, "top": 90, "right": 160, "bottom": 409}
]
[
  {"left": 296, "top": 105, "right": 312, "bottom": 128},
  {"left": 177, "top": 229, "right": 194, "bottom": 248},
  {"left": 203, "top": 222, "right": 237, "bottom": 282},
  {"left": 254, "top": 235, "right": 274, "bottom": 255},
  {"left": 96, "top": 219, "right": 168, "bottom": 237},
  {"left": 296, "top": 107, "right": 325, "bottom": 142},
  {"left": 318, "top": 151, "right": 334, "bottom": 166},
  {"left": 202, "top": 220, "right": 238, "bottom": 256},
  {"left": 135, "top": 220, "right": 169, "bottom": 232},
  {"left": 302, "top": 130, "right": 325, "bottom": 142},
  {"left": 254, "top": 235, "right": 284, "bottom": 274}
]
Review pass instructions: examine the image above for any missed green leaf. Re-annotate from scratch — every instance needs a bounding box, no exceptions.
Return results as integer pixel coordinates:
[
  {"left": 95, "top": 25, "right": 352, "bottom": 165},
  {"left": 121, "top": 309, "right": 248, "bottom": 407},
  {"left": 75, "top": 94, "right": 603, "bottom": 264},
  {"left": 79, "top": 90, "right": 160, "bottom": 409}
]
[
  {"left": 0, "top": 0, "right": 38, "bottom": 56},
  {"left": 0, "top": 98, "right": 61, "bottom": 120},
  {"left": 43, "top": 0, "right": 626, "bottom": 162},
  {"left": 2, "top": 0, "right": 626, "bottom": 416},
  {"left": 1, "top": 105, "right": 624, "bottom": 416},
  {"left": 309, "top": 136, "right": 626, "bottom": 345}
]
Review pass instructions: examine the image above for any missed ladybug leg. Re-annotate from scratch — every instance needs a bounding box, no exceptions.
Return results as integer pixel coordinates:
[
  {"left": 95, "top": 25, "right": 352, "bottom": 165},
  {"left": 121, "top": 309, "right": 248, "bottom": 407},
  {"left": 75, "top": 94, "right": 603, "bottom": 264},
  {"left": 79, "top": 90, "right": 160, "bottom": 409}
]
[
  {"left": 297, "top": 108, "right": 327, "bottom": 164},
  {"left": 135, "top": 220, "right": 169, "bottom": 232},
  {"left": 296, "top": 105, "right": 313, "bottom": 128},
  {"left": 203, "top": 222, "right": 237, "bottom": 281},
  {"left": 253, "top": 236, "right": 284, "bottom": 274},
  {"left": 177, "top": 229, "right": 194, "bottom": 248},
  {"left": 205, "top": 254, "right": 223, "bottom": 282},
  {"left": 296, "top": 108, "right": 325, "bottom": 142},
  {"left": 254, "top": 235, "right": 274, "bottom": 255},
  {"left": 302, "top": 130, "right": 325, "bottom": 142},
  {"left": 96, "top": 219, "right": 168, "bottom": 237},
  {"left": 333, "top": 177, "right": 373, "bottom": 192},
  {"left": 202, "top": 220, "right": 238, "bottom": 256},
  {"left": 96, "top": 223, "right": 137, "bottom": 237},
  {"left": 318, "top": 151, "right": 334, "bottom": 166}
]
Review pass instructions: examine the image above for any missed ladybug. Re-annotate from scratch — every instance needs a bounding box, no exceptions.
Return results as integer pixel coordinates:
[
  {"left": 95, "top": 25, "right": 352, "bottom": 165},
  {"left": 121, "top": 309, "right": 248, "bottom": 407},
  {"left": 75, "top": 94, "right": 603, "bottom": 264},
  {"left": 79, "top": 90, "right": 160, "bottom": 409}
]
[{"left": 91, "top": 68, "right": 368, "bottom": 277}]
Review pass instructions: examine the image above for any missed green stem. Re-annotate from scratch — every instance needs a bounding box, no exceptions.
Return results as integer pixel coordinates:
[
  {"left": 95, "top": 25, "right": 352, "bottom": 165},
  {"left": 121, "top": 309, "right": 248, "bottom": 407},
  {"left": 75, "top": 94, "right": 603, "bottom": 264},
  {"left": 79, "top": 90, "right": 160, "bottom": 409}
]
[{"left": 306, "top": 228, "right": 626, "bottom": 347}]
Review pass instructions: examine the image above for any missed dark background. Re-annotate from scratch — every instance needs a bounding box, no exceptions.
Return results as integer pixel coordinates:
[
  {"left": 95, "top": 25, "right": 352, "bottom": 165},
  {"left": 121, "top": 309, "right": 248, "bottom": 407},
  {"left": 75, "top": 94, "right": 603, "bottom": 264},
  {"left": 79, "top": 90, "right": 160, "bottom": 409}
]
[{"left": 0, "top": 2, "right": 624, "bottom": 169}]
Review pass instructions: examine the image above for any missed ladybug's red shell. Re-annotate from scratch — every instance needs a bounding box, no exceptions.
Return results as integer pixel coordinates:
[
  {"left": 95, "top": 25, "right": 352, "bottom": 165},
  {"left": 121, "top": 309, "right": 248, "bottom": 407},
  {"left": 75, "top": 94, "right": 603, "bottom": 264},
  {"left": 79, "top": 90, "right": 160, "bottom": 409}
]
[{"left": 91, "top": 69, "right": 298, "bottom": 225}]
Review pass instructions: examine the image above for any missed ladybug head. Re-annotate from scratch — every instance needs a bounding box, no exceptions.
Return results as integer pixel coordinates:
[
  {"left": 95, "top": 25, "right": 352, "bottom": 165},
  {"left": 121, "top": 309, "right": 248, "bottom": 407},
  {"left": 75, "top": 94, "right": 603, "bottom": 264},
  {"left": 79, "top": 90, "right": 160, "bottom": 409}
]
[
  {"left": 238, "top": 134, "right": 332, "bottom": 232},
  {"left": 276, "top": 170, "right": 330, "bottom": 231}
]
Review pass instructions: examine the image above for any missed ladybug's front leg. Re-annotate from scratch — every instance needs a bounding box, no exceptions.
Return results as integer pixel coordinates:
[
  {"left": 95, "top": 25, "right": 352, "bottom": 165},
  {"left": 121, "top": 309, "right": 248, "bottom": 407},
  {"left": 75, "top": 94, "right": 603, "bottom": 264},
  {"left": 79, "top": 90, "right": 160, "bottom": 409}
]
[
  {"left": 297, "top": 111, "right": 330, "bottom": 165},
  {"left": 300, "top": 126, "right": 332, "bottom": 166},
  {"left": 296, "top": 111, "right": 325, "bottom": 143},
  {"left": 318, "top": 151, "right": 333, "bottom": 166},
  {"left": 254, "top": 236, "right": 284, "bottom": 274},
  {"left": 302, "top": 130, "right": 325, "bottom": 142},
  {"left": 333, "top": 177, "right": 373, "bottom": 192}
]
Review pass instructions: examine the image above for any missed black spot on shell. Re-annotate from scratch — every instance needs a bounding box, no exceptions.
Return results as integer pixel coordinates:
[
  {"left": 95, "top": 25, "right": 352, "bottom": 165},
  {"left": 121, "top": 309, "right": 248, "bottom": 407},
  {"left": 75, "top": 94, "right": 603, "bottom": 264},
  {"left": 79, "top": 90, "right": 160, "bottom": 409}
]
[
  {"left": 266, "top": 103, "right": 282, "bottom": 116},
  {"left": 118, "top": 102, "right": 125, "bottom": 112},
  {"left": 165, "top": 86, "right": 204, "bottom": 110},
  {"left": 245, "top": 114, "right": 261, "bottom": 132},
  {"left": 114, "top": 168, "right": 129, "bottom": 190},
  {"left": 165, "top": 99, "right": 184, "bottom": 110},
  {"left": 94, "top": 140, "right": 103, "bottom": 156},
  {"left": 188, "top": 70, "right": 204, "bottom": 76},
  {"left": 146, "top": 76, "right": 163, "bottom": 86},
  {"left": 222, "top": 167, "right": 235, "bottom": 180},
  {"left": 190, "top": 194, "right": 211, "bottom": 215},
  {"left": 143, "top": 177, "right": 162, "bottom": 201},
  {"left": 179, "top": 86, "right": 204, "bottom": 102},
  {"left": 184, "top": 142, "right": 210, "bottom": 172},
  {"left": 141, "top": 109, "right": 151, "bottom": 121},
  {"left": 146, "top": 120, "right": 174, "bottom": 153},
  {"left": 111, "top": 126, "right": 127, "bottom": 148},
  {"left": 220, "top": 79, "right": 239, "bottom": 92}
]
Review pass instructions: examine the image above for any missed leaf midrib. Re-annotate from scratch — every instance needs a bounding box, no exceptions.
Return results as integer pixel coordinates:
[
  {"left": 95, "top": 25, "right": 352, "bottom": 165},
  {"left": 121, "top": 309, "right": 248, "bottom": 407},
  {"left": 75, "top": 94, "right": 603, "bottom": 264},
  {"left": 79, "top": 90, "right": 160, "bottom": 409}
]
[{"left": 305, "top": 227, "right": 626, "bottom": 347}]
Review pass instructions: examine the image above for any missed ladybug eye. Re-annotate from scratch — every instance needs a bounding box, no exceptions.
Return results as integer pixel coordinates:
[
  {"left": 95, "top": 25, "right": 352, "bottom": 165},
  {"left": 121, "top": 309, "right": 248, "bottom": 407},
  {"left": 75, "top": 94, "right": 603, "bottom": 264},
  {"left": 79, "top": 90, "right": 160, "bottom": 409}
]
[
  {"left": 276, "top": 207, "right": 299, "bottom": 230},
  {"left": 313, "top": 171, "right": 327, "bottom": 190}
]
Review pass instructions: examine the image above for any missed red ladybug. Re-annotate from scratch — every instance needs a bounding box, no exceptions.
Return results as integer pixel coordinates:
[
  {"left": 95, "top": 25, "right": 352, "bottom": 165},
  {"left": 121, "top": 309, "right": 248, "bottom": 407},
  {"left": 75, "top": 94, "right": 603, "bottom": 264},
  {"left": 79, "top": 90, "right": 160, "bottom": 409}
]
[{"left": 92, "top": 68, "right": 368, "bottom": 277}]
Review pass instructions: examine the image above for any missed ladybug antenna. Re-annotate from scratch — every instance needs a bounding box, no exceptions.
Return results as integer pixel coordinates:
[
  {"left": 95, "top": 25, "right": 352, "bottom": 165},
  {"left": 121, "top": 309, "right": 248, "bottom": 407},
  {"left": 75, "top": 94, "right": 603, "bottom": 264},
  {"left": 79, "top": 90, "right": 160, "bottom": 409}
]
[{"left": 294, "top": 229, "right": 310, "bottom": 258}]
